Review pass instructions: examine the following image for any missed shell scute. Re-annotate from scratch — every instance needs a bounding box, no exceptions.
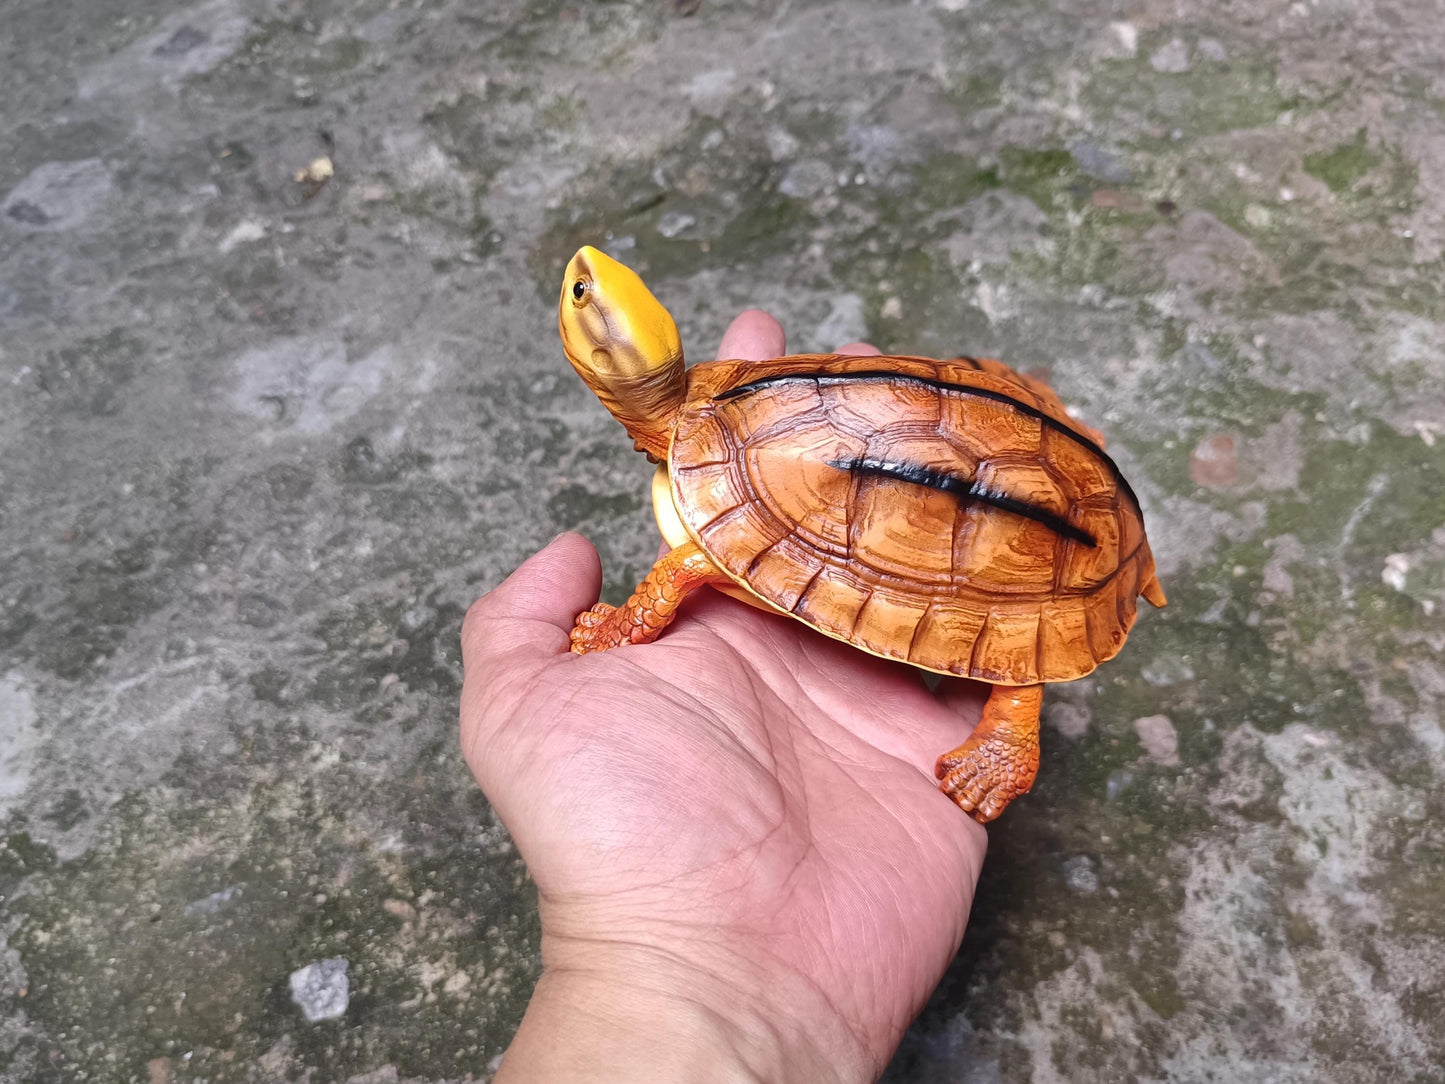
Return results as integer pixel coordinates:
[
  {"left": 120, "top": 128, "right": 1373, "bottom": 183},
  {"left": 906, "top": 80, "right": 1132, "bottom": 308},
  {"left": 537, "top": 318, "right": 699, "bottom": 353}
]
[
  {"left": 743, "top": 425, "right": 863, "bottom": 551},
  {"left": 909, "top": 602, "right": 989, "bottom": 673},
  {"left": 854, "top": 590, "right": 933, "bottom": 660},
  {"left": 794, "top": 568, "right": 872, "bottom": 633},
  {"left": 970, "top": 607, "right": 1042, "bottom": 683},
  {"left": 697, "top": 501, "right": 784, "bottom": 566},
  {"left": 951, "top": 508, "right": 1059, "bottom": 594},
  {"left": 1061, "top": 505, "right": 1123, "bottom": 590},
  {"left": 674, "top": 459, "right": 747, "bottom": 530},
  {"left": 1037, "top": 599, "right": 1091, "bottom": 681},
  {"left": 746, "top": 535, "right": 824, "bottom": 612},
  {"left": 940, "top": 396, "right": 1043, "bottom": 460},
  {"left": 849, "top": 475, "right": 957, "bottom": 582}
]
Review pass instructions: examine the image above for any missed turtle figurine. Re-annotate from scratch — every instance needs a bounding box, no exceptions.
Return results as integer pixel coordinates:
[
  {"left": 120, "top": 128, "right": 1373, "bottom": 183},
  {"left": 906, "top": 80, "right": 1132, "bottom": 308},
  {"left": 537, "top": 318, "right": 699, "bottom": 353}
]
[{"left": 558, "top": 246, "right": 1165, "bottom": 822}]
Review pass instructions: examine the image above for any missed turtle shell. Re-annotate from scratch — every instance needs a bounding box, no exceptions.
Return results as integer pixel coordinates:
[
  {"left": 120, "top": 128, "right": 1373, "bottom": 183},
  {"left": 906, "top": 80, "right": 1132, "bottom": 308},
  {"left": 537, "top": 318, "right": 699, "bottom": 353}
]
[{"left": 667, "top": 353, "right": 1162, "bottom": 684}]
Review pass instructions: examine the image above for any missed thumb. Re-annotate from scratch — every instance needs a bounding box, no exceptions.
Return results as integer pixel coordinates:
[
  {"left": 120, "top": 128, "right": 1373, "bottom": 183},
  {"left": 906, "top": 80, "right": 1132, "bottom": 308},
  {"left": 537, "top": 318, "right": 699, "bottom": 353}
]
[{"left": 460, "top": 532, "right": 602, "bottom": 675}]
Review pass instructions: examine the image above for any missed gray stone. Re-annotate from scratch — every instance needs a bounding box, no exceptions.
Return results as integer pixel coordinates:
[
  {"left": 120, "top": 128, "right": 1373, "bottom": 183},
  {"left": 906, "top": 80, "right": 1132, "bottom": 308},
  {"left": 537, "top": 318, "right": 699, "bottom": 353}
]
[
  {"left": 1069, "top": 140, "right": 1133, "bottom": 184},
  {"left": 1043, "top": 701, "right": 1091, "bottom": 739},
  {"left": 1133, "top": 715, "right": 1181, "bottom": 766},
  {"left": 2, "top": 159, "right": 114, "bottom": 231},
  {"left": 1150, "top": 38, "right": 1192, "bottom": 73},
  {"left": 1140, "top": 655, "right": 1196, "bottom": 687},
  {"left": 182, "top": 885, "right": 245, "bottom": 917},
  {"left": 939, "top": 191, "right": 1052, "bottom": 268},
  {"left": 0, "top": 673, "right": 38, "bottom": 814},
  {"left": 289, "top": 958, "right": 350, "bottom": 1023},
  {"left": 656, "top": 210, "right": 697, "bottom": 238},
  {"left": 1197, "top": 37, "right": 1228, "bottom": 62},
  {"left": 779, "top": 158, "right": 835, "bottom": 199},
  {"left": 1062, "top": 856, "right": 1099, "bottom": 894},
  {"left": 811, "top": 292, "right": 869, "bottom": 350}
]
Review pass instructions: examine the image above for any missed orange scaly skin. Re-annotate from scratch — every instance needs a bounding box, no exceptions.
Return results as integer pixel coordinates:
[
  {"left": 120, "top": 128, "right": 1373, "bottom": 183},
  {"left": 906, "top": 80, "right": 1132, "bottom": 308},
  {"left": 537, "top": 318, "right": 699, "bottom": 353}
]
[
  {"left": 570, "top": 540, "right": 728, "bottom": 653},
  {"left": 936, "top": 684, "right": 1044, "bottom": 823}
]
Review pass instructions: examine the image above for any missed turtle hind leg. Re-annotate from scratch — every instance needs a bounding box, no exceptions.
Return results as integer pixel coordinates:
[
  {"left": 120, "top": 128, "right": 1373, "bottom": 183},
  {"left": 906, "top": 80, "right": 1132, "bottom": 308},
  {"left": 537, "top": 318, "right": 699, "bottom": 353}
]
[
  {"left": 936, "top": 684, "right": 1044, "bottom": 823},
  {"left": 570, "top": 539, "right": 729, "bottom": 654}
]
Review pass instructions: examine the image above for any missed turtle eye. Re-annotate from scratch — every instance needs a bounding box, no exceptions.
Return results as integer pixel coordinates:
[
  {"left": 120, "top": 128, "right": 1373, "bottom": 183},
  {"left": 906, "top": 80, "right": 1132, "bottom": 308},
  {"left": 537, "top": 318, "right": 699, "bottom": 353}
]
[{"left": 572, "top": 279, "right": 588, "bottom": 302}]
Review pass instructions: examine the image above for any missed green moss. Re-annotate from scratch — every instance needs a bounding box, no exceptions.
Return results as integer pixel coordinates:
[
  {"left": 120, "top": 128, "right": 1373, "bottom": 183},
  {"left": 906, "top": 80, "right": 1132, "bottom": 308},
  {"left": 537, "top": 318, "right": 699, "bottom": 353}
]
[
  {"left": 905, "top": 151, "right": 1002, "bottom": 213},
  {"left": 1304, "top": 128, "right": 1379, "bottom": 193},
  {"left": 537, "top": 91, "right": 585, "bottom": 133},
  {"left": 1085, "top": 50, "right": 1298, "bottom": 139},
  {"left": 948, "top": 69, "right": 1004, "bottom": 111},
  {"left": 984, "top": 146, "right": 1085, "bottom": 213}
]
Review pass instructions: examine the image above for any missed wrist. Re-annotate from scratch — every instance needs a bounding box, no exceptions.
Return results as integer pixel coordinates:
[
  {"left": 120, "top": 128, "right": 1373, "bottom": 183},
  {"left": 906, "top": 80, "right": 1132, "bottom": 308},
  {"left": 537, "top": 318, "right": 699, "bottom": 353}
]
[{"left": 496, "top": 933, "right": 874, "bottom": 1084}]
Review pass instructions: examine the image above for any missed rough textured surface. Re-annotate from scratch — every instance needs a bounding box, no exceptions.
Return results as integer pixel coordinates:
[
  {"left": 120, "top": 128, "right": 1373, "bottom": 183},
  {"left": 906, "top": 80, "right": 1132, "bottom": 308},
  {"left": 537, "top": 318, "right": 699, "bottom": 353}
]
[{"left": 1, "top": 0, "right": 1443, "bottom": 1080}]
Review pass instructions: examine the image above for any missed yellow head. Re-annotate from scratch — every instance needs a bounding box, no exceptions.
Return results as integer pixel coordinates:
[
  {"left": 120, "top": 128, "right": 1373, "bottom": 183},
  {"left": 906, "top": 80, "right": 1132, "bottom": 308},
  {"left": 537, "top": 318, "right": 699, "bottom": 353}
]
[{"left": 559, "top": 246, "right": 686, "bottom": 459}]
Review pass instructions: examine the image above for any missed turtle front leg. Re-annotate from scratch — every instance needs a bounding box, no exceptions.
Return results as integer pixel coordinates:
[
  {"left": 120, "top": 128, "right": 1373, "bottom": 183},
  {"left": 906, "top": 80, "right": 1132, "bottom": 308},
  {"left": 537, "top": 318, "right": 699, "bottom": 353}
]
[
  {"left": 571, "top": 539, "right": 729, "bottom": 654},
  {"left": 936, "top": 684, "right": 1044, "bottom": 823}
]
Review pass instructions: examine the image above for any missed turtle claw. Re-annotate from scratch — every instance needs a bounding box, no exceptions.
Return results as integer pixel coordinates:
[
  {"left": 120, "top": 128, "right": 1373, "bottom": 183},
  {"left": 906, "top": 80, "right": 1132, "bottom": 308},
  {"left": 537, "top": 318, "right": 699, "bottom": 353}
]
[
  {"left": 569, "top": 603, "right": 622, "bottom": 654},
  {"left": 574, "top": 602, "right": 615, "bottom": 627},
  {"left": 936, "top": 742, "right": 1031, "bottom": 824}
]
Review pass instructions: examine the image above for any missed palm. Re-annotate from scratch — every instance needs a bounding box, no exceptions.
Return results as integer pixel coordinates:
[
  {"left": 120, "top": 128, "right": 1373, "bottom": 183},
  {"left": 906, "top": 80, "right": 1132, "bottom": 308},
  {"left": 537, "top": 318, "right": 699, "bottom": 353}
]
[
  {"left": 464, "top": 553, "right": 987, "bottom": 1064},
  {"left": 462, "top": 311, "right": 989, "bottom": 1072}
]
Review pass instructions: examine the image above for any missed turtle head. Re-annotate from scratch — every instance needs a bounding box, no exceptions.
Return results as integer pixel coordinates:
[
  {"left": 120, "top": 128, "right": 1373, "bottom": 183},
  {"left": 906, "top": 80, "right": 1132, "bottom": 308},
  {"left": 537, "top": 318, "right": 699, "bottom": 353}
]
[{"left": 559, "top": 246, "right": 685, "bottom": 459}]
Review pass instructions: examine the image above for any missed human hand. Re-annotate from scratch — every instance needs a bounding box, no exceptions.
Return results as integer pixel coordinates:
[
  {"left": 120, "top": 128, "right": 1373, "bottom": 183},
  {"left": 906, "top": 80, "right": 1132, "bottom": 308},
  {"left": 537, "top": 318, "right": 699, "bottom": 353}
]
[{"left": 460, "top": 312, "right": 989, "bottom": 1083}]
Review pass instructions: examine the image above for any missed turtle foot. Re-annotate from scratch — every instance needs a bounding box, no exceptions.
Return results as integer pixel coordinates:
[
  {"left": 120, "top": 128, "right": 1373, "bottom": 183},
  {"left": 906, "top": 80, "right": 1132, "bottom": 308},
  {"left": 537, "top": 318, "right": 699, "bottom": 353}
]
[
  {"left": 935, "top": 684, "right": 1043, "bottom": 824},
  {"left": 935, "top": 736, "right": 1038, "bottom": 823},
  {"left": 569, "top": 603, "right": 624, "bottom": 654},
  {"left": 569, "top": 542, "right": 729, "bottom": 655}
]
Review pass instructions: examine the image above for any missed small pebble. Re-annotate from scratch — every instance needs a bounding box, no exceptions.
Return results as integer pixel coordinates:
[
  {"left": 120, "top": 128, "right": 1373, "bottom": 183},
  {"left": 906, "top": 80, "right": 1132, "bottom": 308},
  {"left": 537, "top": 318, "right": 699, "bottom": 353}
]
[
  {"left": 1134, "top": 714, "right": 1181, "bottom": 766},
  {"left": 655, "top": 211, "right": 696, "bottom": 238},
  {"left": 1062, "top": 855, "right": 1099, "bottom": 894},
  {"left": 1044, "top": 701, "right": 1090, "bottom": 739},
  {"left": 1108, "top": 21, "right": 1138, "bottom": 57},
  {"left": 1190, "top": 434, "right": 1239, "bottom": 489},
  {"left": 1197, "top": 37, "right": 1228, "bottom": 62},
  {"left": 1106, "top": 768, "right": 1134, "bottom": 802},
  {"left": 289, "top": 958, "right": 350, "bottom": 1022},
  {"left": 1381, "top": 553, "right": 1411, "bottom": 592},
  {"left": 1150, "top": 38, "right": 1191, "bottom": 73}
]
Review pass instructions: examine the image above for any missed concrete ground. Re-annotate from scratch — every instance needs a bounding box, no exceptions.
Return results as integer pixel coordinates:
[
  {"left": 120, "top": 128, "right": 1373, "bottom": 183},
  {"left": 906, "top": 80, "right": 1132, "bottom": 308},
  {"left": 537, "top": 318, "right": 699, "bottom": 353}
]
[{"left": 2, "top": 0, "right": 1444, "bottom": 1080}]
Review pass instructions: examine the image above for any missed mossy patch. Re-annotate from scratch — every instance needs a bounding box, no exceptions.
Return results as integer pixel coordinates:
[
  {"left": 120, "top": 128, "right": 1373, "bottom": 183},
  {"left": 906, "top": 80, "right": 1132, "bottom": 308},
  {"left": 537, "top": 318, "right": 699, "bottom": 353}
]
[
  {"left": 1086, "top": 48, "right": 1298, "bottom": 140},
  {"left": 904, "top": 151, "right": 1002, "bottom": 214},
  {"left": 1304, "top": 128, "right": 1378, "bottom": 194}
]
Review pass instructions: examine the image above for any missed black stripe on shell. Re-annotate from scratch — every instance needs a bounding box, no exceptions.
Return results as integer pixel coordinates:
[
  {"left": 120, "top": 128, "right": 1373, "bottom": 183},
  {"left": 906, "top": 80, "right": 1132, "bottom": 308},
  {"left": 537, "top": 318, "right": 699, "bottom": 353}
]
[
  {"left": 828, "top": 457, "right": 1099, "bottom": 548},
  {"left": 713, "top": 368, "right": 1140, "bottom": 514}
]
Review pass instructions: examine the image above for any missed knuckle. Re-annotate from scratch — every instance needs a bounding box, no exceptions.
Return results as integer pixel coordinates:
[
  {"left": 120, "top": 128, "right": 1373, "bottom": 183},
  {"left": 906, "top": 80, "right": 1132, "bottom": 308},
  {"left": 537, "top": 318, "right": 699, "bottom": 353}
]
[{"left": 461, "top": 596, "right": 496, "bottom": 649}]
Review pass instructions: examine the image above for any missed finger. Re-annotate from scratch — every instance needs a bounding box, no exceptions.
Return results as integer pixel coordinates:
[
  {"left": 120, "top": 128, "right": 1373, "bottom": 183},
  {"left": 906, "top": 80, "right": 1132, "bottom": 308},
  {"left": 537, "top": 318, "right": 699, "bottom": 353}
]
[
  {"left": 460, "top": 532, "right": 602, "bottom": 672},
  {"left": 834, "top": 341, "right": 881, "bottom": 356},
  {"left": 716, "top": 309, "right": 786, "bottom": 361}
]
